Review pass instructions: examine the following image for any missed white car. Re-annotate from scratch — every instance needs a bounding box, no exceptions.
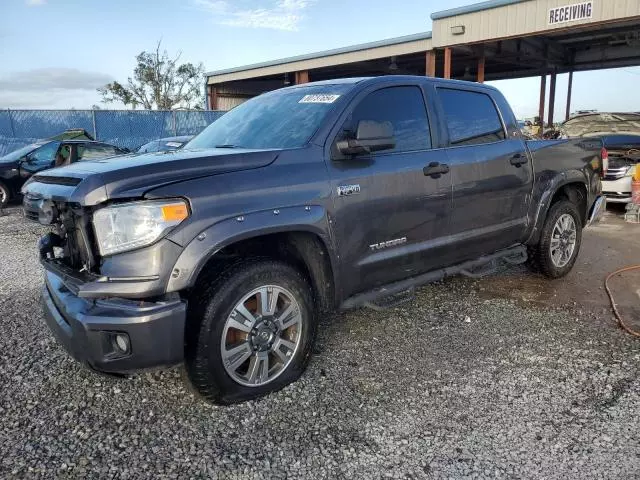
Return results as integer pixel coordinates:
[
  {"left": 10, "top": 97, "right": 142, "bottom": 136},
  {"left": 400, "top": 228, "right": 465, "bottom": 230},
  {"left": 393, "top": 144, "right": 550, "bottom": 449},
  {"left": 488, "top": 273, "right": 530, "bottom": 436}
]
[{"left": 559, "top": 113, "right": 640, "bottom": 204}]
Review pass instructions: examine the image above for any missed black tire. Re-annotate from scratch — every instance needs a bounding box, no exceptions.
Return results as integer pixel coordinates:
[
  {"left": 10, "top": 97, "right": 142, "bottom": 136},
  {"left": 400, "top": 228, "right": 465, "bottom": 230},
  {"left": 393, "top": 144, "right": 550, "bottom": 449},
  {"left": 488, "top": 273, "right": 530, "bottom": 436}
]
[
  {"left": 529, "top": 199, "right": 582, "bottom": 278},
  {"left": 184, "top": 259, "right": 317, "bottom": 404},
  {"left": 0, "top": 181, "right": 10, "bottom": 207}
]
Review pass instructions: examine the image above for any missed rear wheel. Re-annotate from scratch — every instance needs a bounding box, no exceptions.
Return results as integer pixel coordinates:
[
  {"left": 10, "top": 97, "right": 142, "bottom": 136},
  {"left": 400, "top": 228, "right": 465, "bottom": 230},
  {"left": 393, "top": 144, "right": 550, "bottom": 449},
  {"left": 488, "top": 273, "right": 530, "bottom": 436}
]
[
  {"left": 184, "top": 259, "right": 317, "bottom": 404},
  {"left": 0, "top": 181, "right": 10, "bottom": 206},
  {"left": 529, "top": 199, "right": 582, "bottom": 278}
]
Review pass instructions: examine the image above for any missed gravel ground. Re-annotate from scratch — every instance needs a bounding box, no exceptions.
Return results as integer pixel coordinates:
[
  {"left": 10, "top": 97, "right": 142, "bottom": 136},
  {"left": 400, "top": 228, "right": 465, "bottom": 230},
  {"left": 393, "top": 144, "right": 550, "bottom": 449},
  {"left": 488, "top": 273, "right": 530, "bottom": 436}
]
[{"left": 0, "top": 205, "right": 639, "bottom": 479}]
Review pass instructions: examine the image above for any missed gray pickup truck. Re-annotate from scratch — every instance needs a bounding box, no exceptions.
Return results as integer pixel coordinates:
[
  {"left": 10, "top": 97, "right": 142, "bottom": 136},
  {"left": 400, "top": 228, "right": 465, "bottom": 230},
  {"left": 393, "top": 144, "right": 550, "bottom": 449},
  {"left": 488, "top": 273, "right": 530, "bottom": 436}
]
[{"left": 22, "top": 76, "right": 606, "bottom": 404}]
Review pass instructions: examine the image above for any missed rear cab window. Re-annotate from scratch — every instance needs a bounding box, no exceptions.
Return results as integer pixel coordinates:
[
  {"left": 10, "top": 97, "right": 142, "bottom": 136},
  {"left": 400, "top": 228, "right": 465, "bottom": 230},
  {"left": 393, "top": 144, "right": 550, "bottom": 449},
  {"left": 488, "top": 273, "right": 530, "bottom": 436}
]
[
  {"left": 334, "top": 85, "right": 432, "bottom": 156},
  {"left": 438, "top": 88, "right": 506, "bottom": 146}
]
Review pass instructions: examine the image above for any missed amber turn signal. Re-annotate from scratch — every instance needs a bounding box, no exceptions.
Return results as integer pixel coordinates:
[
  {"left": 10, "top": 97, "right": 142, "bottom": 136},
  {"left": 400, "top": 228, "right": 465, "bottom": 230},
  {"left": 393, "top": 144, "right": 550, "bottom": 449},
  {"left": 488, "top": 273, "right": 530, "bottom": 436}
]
[{"left": 161, "top": 203, "right": 189, "bottom": 222}]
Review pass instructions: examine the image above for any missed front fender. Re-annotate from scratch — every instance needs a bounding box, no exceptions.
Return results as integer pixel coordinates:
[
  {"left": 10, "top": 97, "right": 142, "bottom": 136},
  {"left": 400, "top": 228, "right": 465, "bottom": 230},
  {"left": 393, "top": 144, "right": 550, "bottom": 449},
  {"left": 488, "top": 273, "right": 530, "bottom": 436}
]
[{"left": 166, "top": 204, "right": 334, "bottom": 292}]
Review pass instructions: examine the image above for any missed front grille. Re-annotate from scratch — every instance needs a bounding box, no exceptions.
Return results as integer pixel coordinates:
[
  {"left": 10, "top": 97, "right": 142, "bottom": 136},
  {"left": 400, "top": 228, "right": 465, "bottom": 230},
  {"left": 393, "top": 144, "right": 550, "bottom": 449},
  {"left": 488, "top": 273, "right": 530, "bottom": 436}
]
[
  {"left": 604, "top": 166, "right": 629, "bottom": 180},
  {"left": 603, "top": 192, "right": 631, "bottom": 199},
  {"left": 45, "top": 205, "right": 98, "bottom": 272},
  {"left": 63, "top": 215, "right": 95, "bottom": 270}
]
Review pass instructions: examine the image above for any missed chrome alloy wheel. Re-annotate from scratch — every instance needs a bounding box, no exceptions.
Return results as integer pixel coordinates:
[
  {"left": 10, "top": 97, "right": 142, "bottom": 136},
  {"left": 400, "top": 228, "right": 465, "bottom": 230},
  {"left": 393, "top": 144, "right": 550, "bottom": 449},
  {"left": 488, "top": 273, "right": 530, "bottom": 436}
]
[
  {"left": 550, "top": 213, "right": 577, "bottom": 268},
  {"left": 220, "top": 285, "right": 303, "bottom": 387}
]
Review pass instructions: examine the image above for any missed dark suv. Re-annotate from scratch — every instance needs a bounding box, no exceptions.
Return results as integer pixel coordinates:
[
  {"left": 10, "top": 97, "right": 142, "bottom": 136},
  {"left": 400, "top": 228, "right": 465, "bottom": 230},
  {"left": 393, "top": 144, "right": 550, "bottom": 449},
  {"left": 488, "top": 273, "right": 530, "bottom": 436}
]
[
  {"left": 0, "top": 140, "right": 127, "bottom": 205},
  {"left": 22, "top": 76, "right": 605, "bottom": 404}
]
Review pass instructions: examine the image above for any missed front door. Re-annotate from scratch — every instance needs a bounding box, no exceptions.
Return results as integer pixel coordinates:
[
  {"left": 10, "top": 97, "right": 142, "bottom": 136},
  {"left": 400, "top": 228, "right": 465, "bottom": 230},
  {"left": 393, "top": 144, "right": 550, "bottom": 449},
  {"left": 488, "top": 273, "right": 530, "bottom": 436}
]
[
  {"left": 326, "top": 84, "right": 453, "bottom": 299},
  {"left": 437, "top": 87, "right": 532, "bottom": 260},
  {"left": 19, "top": 141, "right": 61, "bottom": 182}
]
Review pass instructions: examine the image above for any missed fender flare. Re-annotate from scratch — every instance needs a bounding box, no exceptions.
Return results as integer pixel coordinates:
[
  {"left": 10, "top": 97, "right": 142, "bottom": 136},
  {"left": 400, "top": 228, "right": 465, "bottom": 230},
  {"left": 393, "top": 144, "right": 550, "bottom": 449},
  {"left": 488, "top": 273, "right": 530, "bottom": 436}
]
[
  {"left": 165, "top": 204, "right": 339, "bottom": 295},
  {"left": 526, "top": 170, "right": 589, "bottom": 245}
]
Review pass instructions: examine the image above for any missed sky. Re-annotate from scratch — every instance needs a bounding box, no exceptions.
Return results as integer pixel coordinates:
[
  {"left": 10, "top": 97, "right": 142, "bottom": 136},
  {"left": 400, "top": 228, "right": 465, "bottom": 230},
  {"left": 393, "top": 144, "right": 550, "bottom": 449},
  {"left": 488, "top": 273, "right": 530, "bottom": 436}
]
[{"left": 1, "top": 0, "right": 639, "bottom": 121}]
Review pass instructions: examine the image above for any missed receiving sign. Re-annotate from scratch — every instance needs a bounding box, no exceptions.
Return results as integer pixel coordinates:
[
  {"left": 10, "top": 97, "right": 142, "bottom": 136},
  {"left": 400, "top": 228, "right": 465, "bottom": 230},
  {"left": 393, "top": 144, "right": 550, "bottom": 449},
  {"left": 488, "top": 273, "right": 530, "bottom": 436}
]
[{"left": 549, "top": 1, "right": 593, "bottom": 25}]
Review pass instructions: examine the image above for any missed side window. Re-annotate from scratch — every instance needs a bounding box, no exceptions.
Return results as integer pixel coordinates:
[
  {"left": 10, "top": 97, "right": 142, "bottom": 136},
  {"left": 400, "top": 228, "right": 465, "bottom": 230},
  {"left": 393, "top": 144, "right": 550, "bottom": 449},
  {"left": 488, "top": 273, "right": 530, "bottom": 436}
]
[
  {"left": 27, "top": 142, "right": 60, "bottom": 166},
  {"left": 438, "top": 89, "right": 506, "bottom": 146},
  {"left": 340, "top": 86, "right": 431, "bottom": 154},
  {"left": 77, "top": 144, "right": 118, "bottom": 161}
]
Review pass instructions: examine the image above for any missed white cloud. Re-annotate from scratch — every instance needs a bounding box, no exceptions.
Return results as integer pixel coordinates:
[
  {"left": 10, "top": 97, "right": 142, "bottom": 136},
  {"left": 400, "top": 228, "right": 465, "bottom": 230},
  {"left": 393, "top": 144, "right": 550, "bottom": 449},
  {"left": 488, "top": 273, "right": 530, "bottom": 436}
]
[
  {"left": 25, "top": 0, "right": 46, "bottom": 5},
  {"left": 0, "top": 68, "right": 114, "bottom": 109},
  {"left": 0, "top": 68, "right": 113, "bottom": 91},
  {"left": 194, "top": 0, "right": 315, "bottom": 31}
]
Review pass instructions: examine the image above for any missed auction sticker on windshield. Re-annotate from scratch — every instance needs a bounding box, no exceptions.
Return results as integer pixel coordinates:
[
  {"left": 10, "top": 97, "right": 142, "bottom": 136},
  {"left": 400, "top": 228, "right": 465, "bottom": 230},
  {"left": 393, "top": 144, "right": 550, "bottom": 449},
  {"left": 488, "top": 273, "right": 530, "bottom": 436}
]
[{"left": 299, "top": 94, "right": 341, "bottom": 104}]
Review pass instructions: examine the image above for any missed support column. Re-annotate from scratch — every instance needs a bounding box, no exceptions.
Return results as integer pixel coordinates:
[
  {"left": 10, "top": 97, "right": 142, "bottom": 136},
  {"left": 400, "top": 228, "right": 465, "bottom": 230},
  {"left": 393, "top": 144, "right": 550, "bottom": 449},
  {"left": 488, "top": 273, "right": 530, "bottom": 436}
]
[
  {"left": 565, "top": 70, "right": 574, "bottom": 121},
  {"left": 209, "top": 85, "right": 218, "bottom": 110},
  {"left": 538, "top": 74, "right": 546, "bottom": 129},
  {"left": 548, "top": 72, "right": 557, "bottom": 127},
  {"left": 295, "top": 71, "right": 309, "bottom": 84},
  {"left": 444, "top": 47, "right": 452, "bottom": 79},
  {"left": 477, "top": 55, "right": 485, "bottom": 83},
  {"left": 425, "top": 50, "right": 436, "bottom": 77}
]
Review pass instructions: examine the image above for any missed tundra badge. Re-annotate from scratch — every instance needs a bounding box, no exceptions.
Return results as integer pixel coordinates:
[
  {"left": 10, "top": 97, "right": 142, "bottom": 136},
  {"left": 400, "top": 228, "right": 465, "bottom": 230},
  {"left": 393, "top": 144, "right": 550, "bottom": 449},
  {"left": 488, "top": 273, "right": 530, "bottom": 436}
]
[
  {"left": 369, "top": 237, "right": 407, "bottom": 251},
  {"left": 337, "top": 184, "right": 361, "bottom": 196}
]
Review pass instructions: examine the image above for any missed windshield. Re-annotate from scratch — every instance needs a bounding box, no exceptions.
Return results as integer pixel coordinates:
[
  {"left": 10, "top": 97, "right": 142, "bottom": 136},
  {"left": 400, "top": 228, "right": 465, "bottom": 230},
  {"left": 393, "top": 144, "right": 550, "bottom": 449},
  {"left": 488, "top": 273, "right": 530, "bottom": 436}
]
[
  {"left": 185, "top": 84, "right": 353, "bottom": 150},
  {"left": 137, "top": 140, "right": 160, "bottom": 153},
  {"left": 0, "top": 143, "right": 42, "bottom": 162}
]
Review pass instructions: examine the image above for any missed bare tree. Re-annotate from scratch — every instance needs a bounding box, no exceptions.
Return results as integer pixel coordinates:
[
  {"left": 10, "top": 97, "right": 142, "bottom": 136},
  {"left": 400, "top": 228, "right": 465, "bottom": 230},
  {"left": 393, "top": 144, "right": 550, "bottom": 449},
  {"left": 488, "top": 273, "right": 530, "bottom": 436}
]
[{"left": 98, "top": 41, "right": 205, "bottom": 110}]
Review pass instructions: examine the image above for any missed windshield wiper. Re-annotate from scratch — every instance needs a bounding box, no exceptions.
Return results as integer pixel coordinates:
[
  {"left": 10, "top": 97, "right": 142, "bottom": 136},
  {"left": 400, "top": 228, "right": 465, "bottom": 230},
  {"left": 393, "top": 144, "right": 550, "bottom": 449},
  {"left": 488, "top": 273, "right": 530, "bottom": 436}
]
[{"left": 214, "top": 144, "right": 239, "bottom": 149}]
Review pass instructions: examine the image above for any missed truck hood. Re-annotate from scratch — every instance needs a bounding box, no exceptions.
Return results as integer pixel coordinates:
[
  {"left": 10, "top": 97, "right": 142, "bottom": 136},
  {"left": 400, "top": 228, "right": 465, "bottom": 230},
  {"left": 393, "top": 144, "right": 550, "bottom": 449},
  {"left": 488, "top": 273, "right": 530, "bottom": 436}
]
[
  {"left": 0, "top": 159, "right": 20, "bottom": 171},
  {"left": 600, "top": 134, "right": 640, "bottom": 150},
  {"left": 22, "top": 147, "right": 279, "bottom": 206},
  {"left": 562, "top": 113, "right": 640, "bottom": 138}
]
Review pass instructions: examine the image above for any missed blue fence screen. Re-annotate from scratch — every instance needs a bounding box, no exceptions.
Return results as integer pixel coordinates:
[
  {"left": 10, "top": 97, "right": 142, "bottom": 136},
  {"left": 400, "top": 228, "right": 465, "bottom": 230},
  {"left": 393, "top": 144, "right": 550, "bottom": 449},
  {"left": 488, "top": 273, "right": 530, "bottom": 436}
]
[{"left": 0, "top": 109, "right": 225, "bottom": 156}]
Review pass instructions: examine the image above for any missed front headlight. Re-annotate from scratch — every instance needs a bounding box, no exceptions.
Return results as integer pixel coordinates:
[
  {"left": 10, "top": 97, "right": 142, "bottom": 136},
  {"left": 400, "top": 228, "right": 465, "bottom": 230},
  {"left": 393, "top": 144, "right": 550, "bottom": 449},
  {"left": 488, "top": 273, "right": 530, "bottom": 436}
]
[{"left": 93, "top": 199, "right": 189, "bottom": 256}]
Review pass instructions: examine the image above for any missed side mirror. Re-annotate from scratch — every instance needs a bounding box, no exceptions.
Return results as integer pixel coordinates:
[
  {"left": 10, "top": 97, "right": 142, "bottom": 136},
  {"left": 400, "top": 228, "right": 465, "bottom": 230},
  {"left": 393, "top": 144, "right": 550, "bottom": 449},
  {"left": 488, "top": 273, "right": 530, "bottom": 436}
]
[{"left": 337, "top": 120, "right": 396, "bottom": 156}]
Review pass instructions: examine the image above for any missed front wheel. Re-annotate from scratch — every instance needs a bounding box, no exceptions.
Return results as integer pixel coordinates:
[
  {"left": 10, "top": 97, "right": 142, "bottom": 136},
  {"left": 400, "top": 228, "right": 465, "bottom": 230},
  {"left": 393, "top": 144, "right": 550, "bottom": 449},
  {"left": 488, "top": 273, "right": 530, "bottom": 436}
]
[
  {"left": 529, "top": 199, "right": 582, "bottom": 278},
  {"left": 184, "top": 259, "right": 317, "bottom": 404}
]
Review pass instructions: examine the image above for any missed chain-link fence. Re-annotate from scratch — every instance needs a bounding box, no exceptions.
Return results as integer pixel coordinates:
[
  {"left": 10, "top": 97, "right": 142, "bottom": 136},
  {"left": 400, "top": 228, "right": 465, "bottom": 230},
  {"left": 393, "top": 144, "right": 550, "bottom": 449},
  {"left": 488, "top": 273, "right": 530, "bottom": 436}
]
[{"left": 0, "top": 109, "right": 225, "bottom": 156}]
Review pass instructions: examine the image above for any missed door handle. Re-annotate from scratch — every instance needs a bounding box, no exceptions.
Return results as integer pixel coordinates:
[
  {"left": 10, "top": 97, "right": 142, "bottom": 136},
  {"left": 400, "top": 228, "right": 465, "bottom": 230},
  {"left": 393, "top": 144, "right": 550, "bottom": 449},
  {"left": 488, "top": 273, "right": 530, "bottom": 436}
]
[
  {"left": 510, "top": 153, "right": 528, "bottom": 167},
  {"left": 423, "top": 162, "right": 450, "bottom": 178}
]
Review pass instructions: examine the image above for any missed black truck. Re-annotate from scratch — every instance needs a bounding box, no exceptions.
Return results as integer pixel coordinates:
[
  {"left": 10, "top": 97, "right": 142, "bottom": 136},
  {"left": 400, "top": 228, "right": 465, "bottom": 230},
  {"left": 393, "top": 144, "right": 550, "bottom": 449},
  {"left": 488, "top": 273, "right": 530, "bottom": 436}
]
[
  {"left": 0, "top": 139, "right": 127, "bottom": 205},
  {"left": 22, "top": 76, "right": 606, "bottom": 404}
]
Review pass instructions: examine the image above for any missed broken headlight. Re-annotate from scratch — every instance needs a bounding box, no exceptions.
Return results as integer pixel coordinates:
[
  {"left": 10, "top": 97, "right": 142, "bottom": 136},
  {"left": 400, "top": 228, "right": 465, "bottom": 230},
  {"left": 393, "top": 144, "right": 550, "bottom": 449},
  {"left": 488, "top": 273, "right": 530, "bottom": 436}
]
[{"left": 93, "top": 200, "right": 189, "bottom": 256}]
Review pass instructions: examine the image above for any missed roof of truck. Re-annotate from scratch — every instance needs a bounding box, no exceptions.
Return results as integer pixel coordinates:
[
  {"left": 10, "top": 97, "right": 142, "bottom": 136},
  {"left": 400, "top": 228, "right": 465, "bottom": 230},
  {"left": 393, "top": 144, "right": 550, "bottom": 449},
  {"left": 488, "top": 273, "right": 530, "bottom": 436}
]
[{"left": 283, "top": 75, "right": 500, "bottom": 92}]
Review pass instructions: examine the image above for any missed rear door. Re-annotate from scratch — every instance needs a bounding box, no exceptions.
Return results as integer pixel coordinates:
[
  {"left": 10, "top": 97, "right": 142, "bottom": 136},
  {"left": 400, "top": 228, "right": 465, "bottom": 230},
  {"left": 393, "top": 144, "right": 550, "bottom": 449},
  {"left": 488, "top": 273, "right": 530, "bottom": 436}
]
[
  {"left": 326, "top": 83, "right": 453, "bottom": 298},
  {"left": 437, "top": 87, "right": 532, "bottom": 260}
]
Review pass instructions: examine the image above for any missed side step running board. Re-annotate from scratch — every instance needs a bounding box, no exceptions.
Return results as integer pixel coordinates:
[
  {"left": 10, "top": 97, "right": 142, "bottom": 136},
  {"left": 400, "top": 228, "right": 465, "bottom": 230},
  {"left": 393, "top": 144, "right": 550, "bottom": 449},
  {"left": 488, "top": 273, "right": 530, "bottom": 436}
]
[
  {"left": 340, "top": 245, "right": 527, "bottom": 311},
  {"left": 364, "top": 288, "right": 415, "bottom": 311}
]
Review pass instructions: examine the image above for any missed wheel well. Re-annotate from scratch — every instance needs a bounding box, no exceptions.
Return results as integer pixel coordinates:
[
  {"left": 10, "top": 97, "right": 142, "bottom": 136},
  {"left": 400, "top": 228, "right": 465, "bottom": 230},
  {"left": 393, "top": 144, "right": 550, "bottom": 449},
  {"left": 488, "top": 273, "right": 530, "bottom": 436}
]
[
  {"left": 550, "top": 183, "right": 588, "bottom": 226},
  {"left": 194, "top": 231, "right": 336, "bottom": 312}
]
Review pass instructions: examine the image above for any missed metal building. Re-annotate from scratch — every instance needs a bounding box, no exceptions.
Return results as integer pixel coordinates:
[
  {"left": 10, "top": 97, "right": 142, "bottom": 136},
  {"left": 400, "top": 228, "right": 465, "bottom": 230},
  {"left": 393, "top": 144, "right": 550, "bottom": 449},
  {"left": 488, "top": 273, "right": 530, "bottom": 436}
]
[{"left": 205, "top": 0, "right": 640, "bottom": 124}]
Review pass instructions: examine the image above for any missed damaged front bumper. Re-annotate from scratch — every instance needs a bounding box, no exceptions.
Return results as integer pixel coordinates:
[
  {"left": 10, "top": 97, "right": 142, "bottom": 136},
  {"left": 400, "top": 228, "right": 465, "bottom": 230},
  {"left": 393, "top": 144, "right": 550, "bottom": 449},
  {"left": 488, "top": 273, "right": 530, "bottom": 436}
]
[{"left": 42, "top": 263, "right": 186, "bottom": 374}]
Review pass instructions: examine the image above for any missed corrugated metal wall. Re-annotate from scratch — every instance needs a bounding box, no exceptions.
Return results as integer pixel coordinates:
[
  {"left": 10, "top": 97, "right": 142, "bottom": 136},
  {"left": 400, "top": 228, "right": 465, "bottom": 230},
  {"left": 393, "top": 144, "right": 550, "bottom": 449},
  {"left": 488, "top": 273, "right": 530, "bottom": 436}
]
[{"left": 433, "top": 0, "right": 640, "bottom": 47}]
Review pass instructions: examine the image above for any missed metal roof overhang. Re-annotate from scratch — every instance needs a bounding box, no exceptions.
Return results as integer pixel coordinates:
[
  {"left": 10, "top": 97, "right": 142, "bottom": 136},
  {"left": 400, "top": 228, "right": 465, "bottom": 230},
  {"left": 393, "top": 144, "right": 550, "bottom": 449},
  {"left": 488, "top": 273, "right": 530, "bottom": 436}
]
[
  {"left": 431, "top": 0, "right": 531, "bottom": 20},
  {"left": 206, "top": 32, "right": 433, "bottom": 84},
  {"left": 445, "top": 20, "right": 640, "bottom": 81},
  {"left": 205, "top": 0, "right": 640, "bottom": 104}
]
